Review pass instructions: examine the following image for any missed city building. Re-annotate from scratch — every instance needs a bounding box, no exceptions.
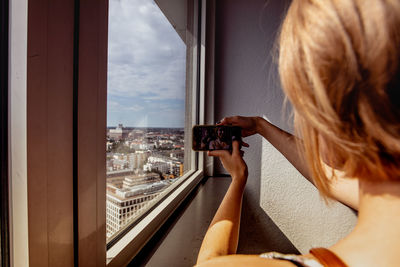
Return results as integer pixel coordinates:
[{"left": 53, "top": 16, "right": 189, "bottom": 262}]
[
  {"left": 122, "top": 172, "right": 159, "bottom": 188},
  {"left": 128, "top": 151, "right": 150, "bottom": 170},
  {"left": 143, "top": 161, "right": 170, "bottom": 174},
  {"left": 144, "top": 155, "right": 183, "bottom": 176},
  {"left": 108, "top": 123, "right": 130, "bottom": 140},
  {"left": 106, "top": 173, "right": 170, "bottom": 237},
  {"left": 129, "top": 129, "right": 145, "bottom": 140},
  {"left": 106, "top": 190, "right": 161, "bottom": 237}
]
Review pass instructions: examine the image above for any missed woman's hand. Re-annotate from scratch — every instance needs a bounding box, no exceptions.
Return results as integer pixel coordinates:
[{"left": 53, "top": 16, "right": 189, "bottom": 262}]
[
  {"left": 208, "top": 141, "right": 248, "bottom": 186},
  {"left": 218, "top": 116, "right": 261, "bottom": 138}
]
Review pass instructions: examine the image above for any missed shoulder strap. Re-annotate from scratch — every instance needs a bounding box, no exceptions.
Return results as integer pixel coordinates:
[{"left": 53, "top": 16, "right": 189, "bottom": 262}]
[{"left": 309, "top": 248, "right": 348, "bottom": 267}]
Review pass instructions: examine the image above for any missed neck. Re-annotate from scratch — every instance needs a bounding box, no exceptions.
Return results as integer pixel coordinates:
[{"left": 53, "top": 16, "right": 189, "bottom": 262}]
[
  {"left": 330, "top": 179, "right": 400, "bottom": 267},
  {"left": 354, "top": 179, "right": 400, "bottom": 238}
]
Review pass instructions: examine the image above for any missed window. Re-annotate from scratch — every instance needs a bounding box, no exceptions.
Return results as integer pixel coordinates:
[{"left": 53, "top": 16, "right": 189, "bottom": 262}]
[
  {"left": 9, "top": 0, "right": 210, "bottom": 265},
  {"left": 105, "top": 1, "right": 208, "bottom": 263},
  {"left": 106, "top": 0, "right": 191, "bottom": 244}
]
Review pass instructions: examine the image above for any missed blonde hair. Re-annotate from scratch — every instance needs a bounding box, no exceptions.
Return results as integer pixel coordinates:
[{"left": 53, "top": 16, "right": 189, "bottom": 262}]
[{"left": 279, "top": 0, "right": 400, "bottom": 196}]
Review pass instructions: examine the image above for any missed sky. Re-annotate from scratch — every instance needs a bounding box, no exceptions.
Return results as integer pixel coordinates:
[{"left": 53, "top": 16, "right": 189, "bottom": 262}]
[{"left": 107, "top": 0, "right": 186, "bottom": 128}]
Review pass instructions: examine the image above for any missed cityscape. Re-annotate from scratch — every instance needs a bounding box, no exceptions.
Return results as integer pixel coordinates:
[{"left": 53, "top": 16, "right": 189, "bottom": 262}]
[
  {"left": 106, "top": 124, "right": 185, "bottom": 239},
  {"left": 107, "top": 0, "right": 187, "bottom": 240}
]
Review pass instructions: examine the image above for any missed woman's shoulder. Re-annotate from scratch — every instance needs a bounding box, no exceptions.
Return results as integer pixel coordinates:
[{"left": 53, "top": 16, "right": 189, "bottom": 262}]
[{"left": 195, "top": 254, "right": 300, "bottom": 267}]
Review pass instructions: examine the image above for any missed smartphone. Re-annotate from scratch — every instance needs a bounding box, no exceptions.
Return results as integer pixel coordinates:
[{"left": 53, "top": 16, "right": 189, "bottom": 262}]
[{"left": 192, "top": 125, "right": 241, "bottom": 151}]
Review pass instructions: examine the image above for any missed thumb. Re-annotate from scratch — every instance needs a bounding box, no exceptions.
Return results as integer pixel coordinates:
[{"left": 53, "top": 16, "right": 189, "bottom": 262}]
[
  {"left": 232, "top": 141, "right": 240, "bottom": 156},
  {"left": 217, "top": 117, "right": 227, "bottom": 125},
  {"left": 208, "top": 150, "right": 229, "bottom": 158}
]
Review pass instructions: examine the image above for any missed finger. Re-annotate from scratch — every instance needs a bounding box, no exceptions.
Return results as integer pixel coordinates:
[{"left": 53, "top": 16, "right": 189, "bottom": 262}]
[
  {"left": 208, "top": 150, "right": 230, "bottom": 158},
  {"left": 241, "top": 141, "right": 250, "bottom": 148},
  {"left": 232, "top": 141, "right": 241, "bottom": 156},
  {"left": 217, "top": 117, "right": 229, "bottom": 125},
  {"left": 218, "top": 116, "right": 238, "bottom": 126}
]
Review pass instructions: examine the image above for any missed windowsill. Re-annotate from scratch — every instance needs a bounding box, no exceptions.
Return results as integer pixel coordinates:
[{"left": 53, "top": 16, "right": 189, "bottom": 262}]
[
  {"left": 128, "top": 176, "right": 231, "bottom": 267},
  {"left": 128, "top": 175, "right": 299, "bottom": 266}
]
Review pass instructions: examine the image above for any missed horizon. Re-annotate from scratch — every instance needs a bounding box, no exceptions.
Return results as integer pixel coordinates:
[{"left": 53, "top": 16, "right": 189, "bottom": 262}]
[{"left": 107, "top": 125, "right": 184, "bottom": 129}]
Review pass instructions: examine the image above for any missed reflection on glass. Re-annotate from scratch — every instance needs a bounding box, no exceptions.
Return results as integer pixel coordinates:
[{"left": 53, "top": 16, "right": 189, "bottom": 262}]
[{"left": 106, "top": 0, "right": 187, "bottom": 241}]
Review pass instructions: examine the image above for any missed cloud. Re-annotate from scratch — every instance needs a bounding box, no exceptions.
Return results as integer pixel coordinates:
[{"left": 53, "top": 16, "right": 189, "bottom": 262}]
[
  {"left": 108, "top": 98, "right": 145, "bottom": 112},
  {"left": 107, "top": 0, "right": 186, "bottom": 101},
  {"left": 107, "top": 100, "right": 123, "bottom": 111},
  {"left": 127, "top": 104, "right": 144, "bottom": 112}
]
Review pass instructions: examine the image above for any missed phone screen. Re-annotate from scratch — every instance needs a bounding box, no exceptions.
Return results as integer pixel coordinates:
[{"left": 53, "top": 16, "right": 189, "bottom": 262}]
[{"left": 192, "top": 125, "right": 241, "bottom": 151}]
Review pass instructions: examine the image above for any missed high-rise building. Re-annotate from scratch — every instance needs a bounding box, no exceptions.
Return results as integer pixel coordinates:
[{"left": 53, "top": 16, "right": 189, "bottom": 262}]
[
  {"left": 106, "top": 190, "right": 161, "bottom": 237},
  {"left": 106, "top": 172, "right": 170, "bottom": 237}
]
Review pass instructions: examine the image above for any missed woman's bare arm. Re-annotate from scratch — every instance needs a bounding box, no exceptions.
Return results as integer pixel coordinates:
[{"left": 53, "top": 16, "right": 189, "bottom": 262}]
[
  {"left": 197, "top": 142, "right": 247, "bottom": 264},
  {"left": 196, "top": 180, "right": 246, "bottom": 263},
  {"left": 256, "top": 117, "right": 359, "bottom": 210},
  {"left": 255, "top": 117, "right": 312, "bottom": 182},
  {"left": 220, "top": 116, "right": 359, "bottom": 210}
]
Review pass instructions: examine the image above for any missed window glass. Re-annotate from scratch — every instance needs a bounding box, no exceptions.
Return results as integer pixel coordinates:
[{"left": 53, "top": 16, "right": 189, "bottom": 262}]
[{"left": 107, "top": 0, "right": 192, "bottom": 242}]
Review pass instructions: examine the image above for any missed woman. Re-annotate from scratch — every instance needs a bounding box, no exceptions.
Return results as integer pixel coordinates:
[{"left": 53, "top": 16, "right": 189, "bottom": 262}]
[
  {"left": 196, "top": 0, "right": 400, "bottom": 266},
  {"left": 209, "top": 127, "right": 230, "bottom": 150}
]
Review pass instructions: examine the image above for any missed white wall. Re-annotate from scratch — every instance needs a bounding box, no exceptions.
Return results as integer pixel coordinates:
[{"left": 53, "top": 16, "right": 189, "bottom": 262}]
[{"left": 214, "top": 0, "right": 357, "bottom": 254}]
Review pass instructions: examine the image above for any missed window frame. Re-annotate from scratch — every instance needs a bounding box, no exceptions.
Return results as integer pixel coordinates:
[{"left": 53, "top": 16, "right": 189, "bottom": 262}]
[
  {"left": 9, "top": 0, "right": 30, "bottom": 266},
  {"left": 1, "top": 0, "right": 10, "bottom": 266},
  {"left": 9, "top": 0, "right": 213, "bottom": 265},
  {"left": 105, "top": 0, "right": 201, "bottom": 247}
]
